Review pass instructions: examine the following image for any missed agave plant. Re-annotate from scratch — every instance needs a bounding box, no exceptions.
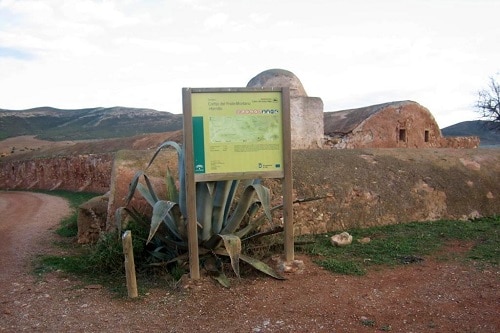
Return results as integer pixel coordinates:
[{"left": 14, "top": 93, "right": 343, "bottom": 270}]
[{"left": 116, "top": 140, "right": 285, "bottom": 285}]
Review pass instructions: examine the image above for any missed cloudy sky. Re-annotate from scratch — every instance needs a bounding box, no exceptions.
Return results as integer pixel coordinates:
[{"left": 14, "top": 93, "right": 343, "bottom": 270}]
[{"left": 0, "top": 0, "right": 498, "bottom": 127}]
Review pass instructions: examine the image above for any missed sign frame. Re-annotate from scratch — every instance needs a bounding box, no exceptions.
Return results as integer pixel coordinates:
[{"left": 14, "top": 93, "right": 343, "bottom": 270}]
[{"left": 182, "top": 87, "right": 294, "bottom": 279}]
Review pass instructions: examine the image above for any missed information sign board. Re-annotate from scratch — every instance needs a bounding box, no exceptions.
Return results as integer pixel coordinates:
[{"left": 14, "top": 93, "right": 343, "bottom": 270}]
[{"left": 184, "top": 88, "right": 289, "bottom": 181}]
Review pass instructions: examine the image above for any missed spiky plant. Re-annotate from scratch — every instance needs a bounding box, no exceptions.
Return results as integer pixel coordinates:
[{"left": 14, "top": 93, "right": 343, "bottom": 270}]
[{"left": 116, "top": 141, "right": 285, "bottom": 286}]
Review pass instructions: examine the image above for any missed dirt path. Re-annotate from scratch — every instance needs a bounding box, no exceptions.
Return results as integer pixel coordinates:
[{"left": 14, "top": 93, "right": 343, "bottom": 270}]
[
  {"left": 0, "top": 192, "right": 499, "bottom": 332},
  {"left": 0, "top": 192, "right": 71, "bottom": 282}
]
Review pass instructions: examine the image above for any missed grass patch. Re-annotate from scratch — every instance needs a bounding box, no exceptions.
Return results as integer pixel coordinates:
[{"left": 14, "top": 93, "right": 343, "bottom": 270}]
[
  {"left": 32, "top": 190, "right": 173, "bottom": 293},
  {"left": 33, "top": 224, "right": 161, "bottom": 294},
  {"left": 37, "top": 188, "right": 499, "bottom": 291},
  {"left": 299, "top": 216, "right": 499, "bottom": 275}
]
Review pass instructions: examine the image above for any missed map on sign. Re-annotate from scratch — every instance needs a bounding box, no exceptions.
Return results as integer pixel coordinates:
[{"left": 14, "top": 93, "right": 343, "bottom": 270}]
[
  {"left": 190, "top": 90, "right": 284, "bottom": 176},
  {"left": 209, "top": 116, "right": 280, "bottom": 143}
]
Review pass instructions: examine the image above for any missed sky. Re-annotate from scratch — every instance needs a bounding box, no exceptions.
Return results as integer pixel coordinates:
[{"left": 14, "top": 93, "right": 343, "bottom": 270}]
[{"left": 0, "top": 0, "right": 499, "bottom": 128}]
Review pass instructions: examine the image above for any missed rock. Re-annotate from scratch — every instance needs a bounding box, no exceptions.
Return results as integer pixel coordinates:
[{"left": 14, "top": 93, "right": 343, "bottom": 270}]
[
  {"left": 271, "top": 255, "right": 305, "bottom": 274},
  {"left": 330, "top": 232, "right": 353, "bottom": 247},
  {"left": 77, "top": 193, "right": 110, "bottom": 244},
  {"left": 357, "top": 237, "right": 371, "bottom": 244}
]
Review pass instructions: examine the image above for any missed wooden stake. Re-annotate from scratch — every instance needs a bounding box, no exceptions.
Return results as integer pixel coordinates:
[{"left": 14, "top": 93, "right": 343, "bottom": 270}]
[{"left": 122, "top": 230, "right": 138, "bottom": 298}]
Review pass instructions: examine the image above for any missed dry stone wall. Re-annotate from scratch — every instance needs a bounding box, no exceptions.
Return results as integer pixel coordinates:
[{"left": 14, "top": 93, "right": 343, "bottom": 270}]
[
  {"left": 280, "top": 148, "right": 500, "bottom": 235},
  {"left": 106, "top": 148, "right": 500, "bottom": 238},
  {"left": 0, "top": 154, "right": 112, "bottom": 193},
  {"left": 2, "top": 146, "right": 499, "bottom": 241}
]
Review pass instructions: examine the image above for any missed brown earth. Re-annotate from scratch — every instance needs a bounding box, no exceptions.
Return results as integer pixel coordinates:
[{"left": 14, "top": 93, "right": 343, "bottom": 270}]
[
  {"left": 0, "top": 191, "right": 499, "bottom": 332},
  {"left": 0, "top": 133, "right": 181, "bottom": 161}
]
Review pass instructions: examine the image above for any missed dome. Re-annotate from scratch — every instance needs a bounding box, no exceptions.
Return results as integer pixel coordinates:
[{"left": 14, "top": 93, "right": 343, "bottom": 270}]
[{"left": 246, "top": 69, "right": 307, "bottom": 97}]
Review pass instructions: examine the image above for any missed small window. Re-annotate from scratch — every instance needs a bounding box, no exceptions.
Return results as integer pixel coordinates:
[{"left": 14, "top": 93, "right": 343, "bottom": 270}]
[
  {"left": 399, "top": 129, "right": 406, "bottom": 142},
  {"left": 424, "top": 130, "right": 430, "bottom": 142}
]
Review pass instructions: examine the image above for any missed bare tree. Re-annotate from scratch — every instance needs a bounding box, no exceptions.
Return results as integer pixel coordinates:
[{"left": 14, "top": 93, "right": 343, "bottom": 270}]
[{"left": 476, "top": 75, "right": 500, "bottom": 129}]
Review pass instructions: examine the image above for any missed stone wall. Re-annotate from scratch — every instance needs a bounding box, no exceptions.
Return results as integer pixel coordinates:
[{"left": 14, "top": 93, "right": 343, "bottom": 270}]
[
  {"left": 440, "top": 136, "right": 480, "bottom": 149},
  {"left": 107, "top": 148, "right": 500, "bottom": 237},
  {"left": 2, "top": 145, "right": 498, "bottom": 241},
  {"left": 0, "top": 154, "right": 113, "bottom": 193},
  {"left": 280, "top": 148, "right": 500, "bottom": 235}
]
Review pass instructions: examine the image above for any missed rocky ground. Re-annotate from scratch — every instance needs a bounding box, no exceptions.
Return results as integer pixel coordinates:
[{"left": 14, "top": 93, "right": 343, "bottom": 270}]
[{"left": 0, "top": 191, "right": 499, "bottom": 332}]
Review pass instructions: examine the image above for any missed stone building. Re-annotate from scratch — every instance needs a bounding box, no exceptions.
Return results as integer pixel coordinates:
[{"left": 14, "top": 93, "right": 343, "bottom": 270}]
[
  {"left": 247, "top": 69, "right": 324, "bottom": 149},
  {"left": 324, "top": 100, "right": 479, "bottom": 149}
]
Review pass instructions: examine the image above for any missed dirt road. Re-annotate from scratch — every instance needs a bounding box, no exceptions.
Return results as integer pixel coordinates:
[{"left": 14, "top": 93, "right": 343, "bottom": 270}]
[
  {"left": 0, "top": 191, "right": 71, "bottom": 282},
  {"left": 0, "top": 191, "right": 499, "bottom": 332}
]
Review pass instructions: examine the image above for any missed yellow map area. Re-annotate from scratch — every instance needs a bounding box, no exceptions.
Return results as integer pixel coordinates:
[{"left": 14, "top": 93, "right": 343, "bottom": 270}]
[{"left": 209, "top": 116, "right": 280, "bottom": 143}]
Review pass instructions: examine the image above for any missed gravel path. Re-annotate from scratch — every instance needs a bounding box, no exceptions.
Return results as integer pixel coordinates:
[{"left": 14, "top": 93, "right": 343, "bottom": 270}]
[{"left": 0, "top": 191, "right": 499, "bottom": 332}]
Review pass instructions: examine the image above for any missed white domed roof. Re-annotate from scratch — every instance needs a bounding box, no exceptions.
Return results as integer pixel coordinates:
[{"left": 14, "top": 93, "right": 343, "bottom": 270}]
[{"left": 247, "top": 69, "right": 307, "bottom": 97}]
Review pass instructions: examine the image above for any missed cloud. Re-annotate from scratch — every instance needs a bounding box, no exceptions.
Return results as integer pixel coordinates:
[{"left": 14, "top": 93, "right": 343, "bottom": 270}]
[
  {"left": 0, "top": 46, "right": 34, "bottom": 60},
  {"left": 0, "top": 0, "right": 498, "bottom": 128},
  {"left": 203, "top": 12, "right": 229, "bottom": 29}
]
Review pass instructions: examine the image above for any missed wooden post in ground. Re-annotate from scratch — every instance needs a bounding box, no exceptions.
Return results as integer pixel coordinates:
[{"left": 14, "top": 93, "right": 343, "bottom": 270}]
[{"left": 122, "top": 230, "right": 138, "bottom": 298}]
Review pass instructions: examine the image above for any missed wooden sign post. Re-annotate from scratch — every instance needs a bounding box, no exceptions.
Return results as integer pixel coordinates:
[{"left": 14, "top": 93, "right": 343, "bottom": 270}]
[
  {"left": 182, "top": 87, "right": 294, "bottom": 279},
  {"left": 122, "top": 230, "right": 138, "bottom": 298}
]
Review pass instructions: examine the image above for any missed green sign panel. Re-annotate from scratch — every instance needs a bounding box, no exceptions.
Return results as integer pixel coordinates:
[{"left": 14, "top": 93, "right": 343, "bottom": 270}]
[{"left": 190, "top": 90, "right": 284, "bottom": 176}]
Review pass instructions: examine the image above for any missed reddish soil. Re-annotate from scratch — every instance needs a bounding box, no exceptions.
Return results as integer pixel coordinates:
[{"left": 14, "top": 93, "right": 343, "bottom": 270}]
[{"left": 0, "top": 192, "right": 499, "bottom": 332}]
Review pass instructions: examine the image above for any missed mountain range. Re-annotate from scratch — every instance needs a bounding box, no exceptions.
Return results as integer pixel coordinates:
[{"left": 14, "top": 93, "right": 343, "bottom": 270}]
[
  {"left": 1, "top": 106, "right": 499, "bottom": 146},
  {"left": 0, "top": 107, "right": 182, "bottom": 141}
]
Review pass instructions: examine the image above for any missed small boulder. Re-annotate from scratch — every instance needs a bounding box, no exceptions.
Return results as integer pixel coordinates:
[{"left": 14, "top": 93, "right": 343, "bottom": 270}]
[
  {"left": 330, "top": 232, "right": 353, "bottom": 247},
  {"left": 357, "top": 237, "right": 371, "bottom": 244},
  {"left": 271, "top": 255, "right": 305, "bottom": 274}
]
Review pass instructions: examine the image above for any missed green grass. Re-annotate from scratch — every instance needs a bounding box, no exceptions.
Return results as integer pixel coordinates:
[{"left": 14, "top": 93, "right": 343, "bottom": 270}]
[
  {"left": 299, "top": 216, "right": 499, "bottom": 275},
  {"left": 35, "top": 188, "right": 499, "bottom": 290},
  {"left": 33, "top": 190, "right": 170, "bottom": 293}
]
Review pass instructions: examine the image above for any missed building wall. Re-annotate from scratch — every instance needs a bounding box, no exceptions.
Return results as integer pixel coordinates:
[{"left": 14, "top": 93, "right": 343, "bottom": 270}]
[
  {"left": 326, "top": 102, "right": 476, "bottom": 149},
  {"left": 290, "top": 96, "right": 324, "bottom": 149}
]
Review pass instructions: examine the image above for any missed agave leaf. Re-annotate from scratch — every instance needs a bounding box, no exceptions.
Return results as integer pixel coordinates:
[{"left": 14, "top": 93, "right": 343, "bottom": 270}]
[
  {"left": 165, "top": 167, "right": 179, "bottom": 202},
  {"left": 212, "top": 180, "right": 234, "bottom": 234},
  {"left": 146, "top": 140, "right": 182, "bottom": 170},
  {"left": 143, "top": 174, "right": 159, "bottom": 203},
  {"left": 126, "top": 170, "right": 144, "bottom": 205},
  {"left": 219, "top": 234, "right": 241, "bottom": 278},
  {"left": 148, "top": 246, "right": 173, "bottom": 260},
  {"left": 251, "top": 184, "right": 272, "bottom": 222},
  {"left": 233, "top": 223, "right": 255, "bottom": 239},
  {"left": 196, "top": 182, "right": 214, "bottom": 241},
  {"left": 178, "top": 147, "right": 187, "bottom": 218},
  {"left": 136, "top": 183, "right": 156, "bottom": 207},
  {"left": 144, "top": 139, "right": 186, "bottom": 217},
  {"left": 204, "top": 181, "right": 216, "bottom": 197},
  {"left": 114, "top": 207, "right": 127, "bottom": 236},
  {"left": 222, "top": 184, "right": 271, "bottom": 234},
  {"left": 149, "top": 200, "right": 182, "bottom": 244},
  {"left": 214, "top": 249, "right": 285, "bottom": 280},
  {"left": 170, "top": 206, "right": 187, "bottom": 240},
  {"left": 213, "top": 271, "right": 231, "bottom": 288},
  {"left": 239, "top": 253, "right": 285, "bottom": 280}
]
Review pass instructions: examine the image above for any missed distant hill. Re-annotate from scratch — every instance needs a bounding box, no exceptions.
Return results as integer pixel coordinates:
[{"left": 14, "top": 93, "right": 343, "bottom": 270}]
[
  {"left": 441, "top": 120, "right": 500, "bottom": 147},
  {"left": 0, "top": 107, "right": 182, "bottom": 140},
  {"left": 2, "top": 107, "right": 500, "bottom": 148}
]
